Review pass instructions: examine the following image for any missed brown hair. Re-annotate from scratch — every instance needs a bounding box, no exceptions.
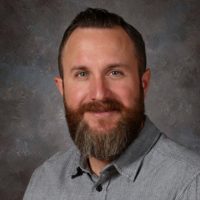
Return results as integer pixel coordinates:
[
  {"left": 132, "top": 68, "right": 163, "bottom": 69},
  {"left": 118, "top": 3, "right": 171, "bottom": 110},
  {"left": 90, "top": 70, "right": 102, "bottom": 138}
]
[{"left": 58, "top": 8, "right": 146, "bottom": 78}]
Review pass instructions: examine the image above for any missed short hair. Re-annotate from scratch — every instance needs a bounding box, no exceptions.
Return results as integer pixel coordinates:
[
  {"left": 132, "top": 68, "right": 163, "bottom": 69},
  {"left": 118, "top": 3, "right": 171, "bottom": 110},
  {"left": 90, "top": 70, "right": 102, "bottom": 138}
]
[{"left": 58, "top": 8, "right": 146, "bottom": 78}]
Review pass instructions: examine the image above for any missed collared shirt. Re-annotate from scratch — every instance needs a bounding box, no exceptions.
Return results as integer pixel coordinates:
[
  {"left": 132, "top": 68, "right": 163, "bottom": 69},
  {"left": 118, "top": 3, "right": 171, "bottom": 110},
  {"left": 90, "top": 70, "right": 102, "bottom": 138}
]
[{"left": 23, "top": 117, "right": 200, "bottom": 200}]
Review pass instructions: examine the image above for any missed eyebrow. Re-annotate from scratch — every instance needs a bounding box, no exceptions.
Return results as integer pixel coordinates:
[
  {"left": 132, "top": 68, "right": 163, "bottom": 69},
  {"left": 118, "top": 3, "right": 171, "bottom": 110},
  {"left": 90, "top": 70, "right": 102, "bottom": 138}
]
[
  {"left": 70, "top": 63, "right": 129, "bottom": 73},
  {"left": 70, "top": 66, "right": 89, "bottom": 73},
  {"left": 105, "top": 63, "right": 129, "bottom": 70}
]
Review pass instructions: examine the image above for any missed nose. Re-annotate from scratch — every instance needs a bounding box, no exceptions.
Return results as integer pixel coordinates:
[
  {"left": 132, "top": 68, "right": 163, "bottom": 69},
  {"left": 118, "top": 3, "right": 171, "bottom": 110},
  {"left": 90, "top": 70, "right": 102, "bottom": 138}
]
[{"left": 89, "top": 76, "right": 110, "bottom": 101}]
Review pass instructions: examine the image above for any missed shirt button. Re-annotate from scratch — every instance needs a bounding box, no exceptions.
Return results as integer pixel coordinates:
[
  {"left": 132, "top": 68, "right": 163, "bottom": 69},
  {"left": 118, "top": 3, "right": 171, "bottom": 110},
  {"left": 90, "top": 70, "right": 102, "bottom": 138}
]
[{"left": 96, "top": 184, "right": 103, "bottom": 192}]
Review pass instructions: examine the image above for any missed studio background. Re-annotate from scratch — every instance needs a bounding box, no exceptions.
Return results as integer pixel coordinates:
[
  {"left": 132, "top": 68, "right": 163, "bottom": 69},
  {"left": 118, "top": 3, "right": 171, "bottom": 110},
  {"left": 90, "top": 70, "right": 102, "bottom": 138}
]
[{"left": 0, "top": 0, "right": 200, "bottom": 199}]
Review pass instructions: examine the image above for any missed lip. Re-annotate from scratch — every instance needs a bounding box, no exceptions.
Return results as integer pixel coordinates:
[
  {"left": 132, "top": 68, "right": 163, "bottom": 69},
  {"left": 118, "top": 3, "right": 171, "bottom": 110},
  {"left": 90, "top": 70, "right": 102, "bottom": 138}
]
[{"left": 86, "top": 111, "right": 118, "bottom": 118}]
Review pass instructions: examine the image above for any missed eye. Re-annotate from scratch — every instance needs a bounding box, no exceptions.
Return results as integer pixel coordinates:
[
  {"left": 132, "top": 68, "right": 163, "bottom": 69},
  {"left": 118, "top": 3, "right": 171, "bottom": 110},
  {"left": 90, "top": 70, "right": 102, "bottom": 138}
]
[
  {"left": 75, "top": 71, "right": 89, "bottom": 79},
  {"left": 109, "top": 70, "right": 124, "bottom": 78}
]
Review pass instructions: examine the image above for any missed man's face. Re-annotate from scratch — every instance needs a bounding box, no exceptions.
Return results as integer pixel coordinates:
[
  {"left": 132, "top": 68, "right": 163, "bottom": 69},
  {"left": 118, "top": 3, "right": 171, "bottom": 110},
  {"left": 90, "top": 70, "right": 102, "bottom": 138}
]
[{"left": 55, "top": 27, "right": 150, "bottom": 160}]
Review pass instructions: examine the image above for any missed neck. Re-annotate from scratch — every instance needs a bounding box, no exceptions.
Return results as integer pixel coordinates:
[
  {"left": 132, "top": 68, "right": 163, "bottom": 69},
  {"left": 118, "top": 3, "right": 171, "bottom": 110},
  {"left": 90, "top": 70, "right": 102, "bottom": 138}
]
[{"left": 88, "top": 156, "right": 110, "bottom": 176}]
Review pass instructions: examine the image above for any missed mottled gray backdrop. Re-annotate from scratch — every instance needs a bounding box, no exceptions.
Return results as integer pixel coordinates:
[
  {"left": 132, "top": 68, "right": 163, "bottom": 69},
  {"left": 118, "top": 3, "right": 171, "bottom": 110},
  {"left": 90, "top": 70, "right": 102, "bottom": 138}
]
[{"left": 0, "top": 0, "right": 200, "bottom": 199}]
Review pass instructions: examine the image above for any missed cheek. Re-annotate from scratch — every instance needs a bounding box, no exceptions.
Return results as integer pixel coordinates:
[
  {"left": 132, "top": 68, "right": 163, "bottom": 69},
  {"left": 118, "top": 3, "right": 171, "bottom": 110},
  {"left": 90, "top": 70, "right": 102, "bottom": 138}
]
[
  {"left": 110, "top": 82, "right": 140, "bottom": 108},
  {"left": 63, "top": 83, "right": 87, "bottom": 109}
]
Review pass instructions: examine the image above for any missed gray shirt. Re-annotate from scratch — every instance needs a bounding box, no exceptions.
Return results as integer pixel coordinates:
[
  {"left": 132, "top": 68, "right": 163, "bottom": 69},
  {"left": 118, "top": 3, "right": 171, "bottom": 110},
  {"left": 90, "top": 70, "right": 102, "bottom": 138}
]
[{"left": 23, "top": 117, "right": 200, "bottom": 200}]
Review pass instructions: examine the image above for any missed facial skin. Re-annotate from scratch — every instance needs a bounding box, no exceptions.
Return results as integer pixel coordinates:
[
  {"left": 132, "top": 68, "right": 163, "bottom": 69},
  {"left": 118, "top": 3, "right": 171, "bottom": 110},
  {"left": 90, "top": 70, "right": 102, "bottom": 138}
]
[
  {"left": 55, "top": 27, "right": 151, "bottom": 174},
  {"left": 55, "top": 27, "right": 150, "bottom": 130}
]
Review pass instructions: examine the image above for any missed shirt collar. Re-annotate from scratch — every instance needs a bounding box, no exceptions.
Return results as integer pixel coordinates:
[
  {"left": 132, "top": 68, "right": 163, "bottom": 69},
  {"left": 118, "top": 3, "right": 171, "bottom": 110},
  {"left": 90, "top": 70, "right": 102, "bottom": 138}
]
[
  {"left": 113, "top": 116, "right": 161, "bottom": 181},
  {"left": 77, "top": 116, "right": 161, "bottom": 181}
]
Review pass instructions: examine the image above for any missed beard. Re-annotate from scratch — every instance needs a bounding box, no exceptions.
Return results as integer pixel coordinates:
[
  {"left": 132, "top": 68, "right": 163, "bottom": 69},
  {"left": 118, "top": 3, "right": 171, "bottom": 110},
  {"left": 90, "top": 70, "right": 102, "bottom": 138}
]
[{"left": 64, "top": 86, "right": 145, "bottom": 162}]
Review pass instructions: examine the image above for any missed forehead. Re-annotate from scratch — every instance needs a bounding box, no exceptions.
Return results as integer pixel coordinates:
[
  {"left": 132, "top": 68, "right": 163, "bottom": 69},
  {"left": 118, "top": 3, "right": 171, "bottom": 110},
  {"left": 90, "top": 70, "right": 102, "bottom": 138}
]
[
  {"left": 64, "top": 26, "right": 134, "bottom": 50},
  {"left": 61, "top": 27, "right": 137, "bottom": 68}
]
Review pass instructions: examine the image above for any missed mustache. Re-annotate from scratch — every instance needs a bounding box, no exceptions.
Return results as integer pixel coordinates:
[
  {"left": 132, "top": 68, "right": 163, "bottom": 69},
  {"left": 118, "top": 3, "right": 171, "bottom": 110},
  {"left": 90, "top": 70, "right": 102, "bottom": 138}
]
[{"left": 78, "top": 98, "right": 124, "bottom": 115}]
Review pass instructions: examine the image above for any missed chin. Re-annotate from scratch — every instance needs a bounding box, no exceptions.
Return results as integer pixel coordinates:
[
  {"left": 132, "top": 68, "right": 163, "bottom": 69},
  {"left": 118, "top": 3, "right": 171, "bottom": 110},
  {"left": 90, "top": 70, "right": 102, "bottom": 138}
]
[{"left": 86, "top": 119, "right": 119, "bottom": 134}]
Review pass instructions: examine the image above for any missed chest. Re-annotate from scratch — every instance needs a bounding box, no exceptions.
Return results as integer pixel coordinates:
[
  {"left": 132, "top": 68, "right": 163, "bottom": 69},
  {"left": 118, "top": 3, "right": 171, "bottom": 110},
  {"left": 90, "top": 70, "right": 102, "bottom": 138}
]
[{"left": 55, "top": 171, "right": 179, "bottom": 200}]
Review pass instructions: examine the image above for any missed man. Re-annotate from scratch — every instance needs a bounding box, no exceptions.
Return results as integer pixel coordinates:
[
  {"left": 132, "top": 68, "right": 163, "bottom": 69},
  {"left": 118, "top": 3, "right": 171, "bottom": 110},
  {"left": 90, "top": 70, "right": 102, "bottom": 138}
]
[{"left": 23, "top": 8, "right": 200, "bottom": 200}]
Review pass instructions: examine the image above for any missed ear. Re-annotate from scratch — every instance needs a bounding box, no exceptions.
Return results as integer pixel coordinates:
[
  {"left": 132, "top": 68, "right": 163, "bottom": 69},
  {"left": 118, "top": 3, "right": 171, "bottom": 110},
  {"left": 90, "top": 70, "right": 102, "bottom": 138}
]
[
  {"left": 141, "top": 68, "right": 151, "bottom": 97},
  {"left": 54, "top": 76, "right": 64, "bottom": 96}
]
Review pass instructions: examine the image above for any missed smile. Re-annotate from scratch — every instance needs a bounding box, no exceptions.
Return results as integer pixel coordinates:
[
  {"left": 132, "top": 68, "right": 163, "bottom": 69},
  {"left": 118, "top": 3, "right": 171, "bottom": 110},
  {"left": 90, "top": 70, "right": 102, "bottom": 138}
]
[{"left": 85, "top": 111, "right": 119, "bottom": 118}]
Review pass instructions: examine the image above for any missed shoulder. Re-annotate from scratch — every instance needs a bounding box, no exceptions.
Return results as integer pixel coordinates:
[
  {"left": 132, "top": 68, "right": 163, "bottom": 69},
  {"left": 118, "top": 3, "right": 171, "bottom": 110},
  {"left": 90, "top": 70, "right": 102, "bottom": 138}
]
[
  {"left": 33, "top": 145, "right": 80, "bottom": 181},
  {"left": 155, "top": 135, "right": 200, "bottom": 199},
  {"left": 157, "top": 134, "right": 200, "bottom": 168},
  {"left": 140, "top": 133, "right": 200, "bottom": 197},
  {"left": 153, "top": 134, "right": 200, "bottom": 181},
  {"left": 23, "top": 145, "right": 80, "bottom": 199}
]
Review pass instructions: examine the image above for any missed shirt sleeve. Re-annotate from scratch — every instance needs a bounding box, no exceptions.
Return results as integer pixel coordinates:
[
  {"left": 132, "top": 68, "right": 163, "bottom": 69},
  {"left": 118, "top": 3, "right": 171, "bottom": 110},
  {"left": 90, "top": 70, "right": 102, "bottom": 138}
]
[{"left": 176, "top": 173, "right": 200, "bottom": 200}]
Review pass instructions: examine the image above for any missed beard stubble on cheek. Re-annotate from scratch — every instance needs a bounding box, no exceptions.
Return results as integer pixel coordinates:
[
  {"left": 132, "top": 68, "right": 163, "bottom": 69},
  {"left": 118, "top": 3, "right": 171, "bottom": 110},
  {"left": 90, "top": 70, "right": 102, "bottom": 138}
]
[{"left": 63, "top": 89, "right": 145, "bottom": 161}]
